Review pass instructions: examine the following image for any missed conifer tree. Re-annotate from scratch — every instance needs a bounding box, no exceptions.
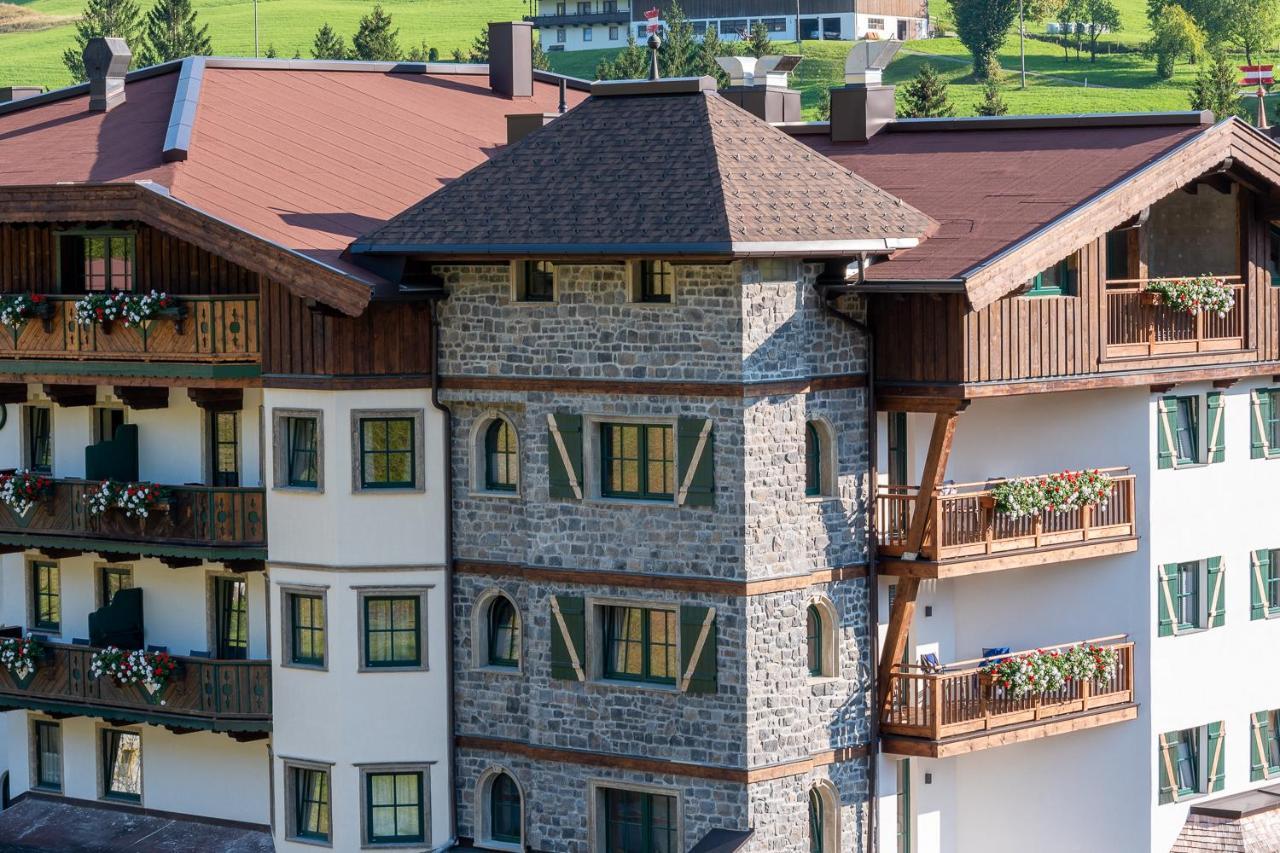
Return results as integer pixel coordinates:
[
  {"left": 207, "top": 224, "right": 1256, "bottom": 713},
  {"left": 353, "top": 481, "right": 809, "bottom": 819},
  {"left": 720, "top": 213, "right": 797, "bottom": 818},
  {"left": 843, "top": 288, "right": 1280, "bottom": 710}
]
[
  {"left": 311, "top": 23, "right": 348, "bottom": 60},
  {"left": 697, "top": 24, "right": 729, "bottom": 85},
  {"left": 352, "top": 5, "right": 401, "bottom": 61},
  {"left": 406, "top": 39, "right": 431, "bottom": 61},
  {"left": 531, "top": 37, "right": 551, "bottom": 71},
  {"left": 746, "top": 20, "right": 773, "bottom": 57},
  {"left": 899, "top": 63, "right": 955, "bottom": 117},
  {"left": 264, "top": 43, "right": 278, "bottom": 58},
  {"left": 451, "top": 47, "right": 466, "bottom": 62},
  {"left": 469, "top": 26, "right": 489, "bottom": 62},
  {"left": 63, "top": 0, "right": 142, "bottom": 81},
  {"left": 1190, "top": 49, "right": 1241, "bottom": 119},
  {"left": 975, "top": 78, "right": 1008, "bottom": 115},
  {"left": 816, "top": 87, "right": 831, "bottom": 120},
  {"left": 659, "top": 1, "right": 695, "bottom": 78},
  {"left": 596, "top": 32, "right": 647, "bottom": 79},
  {"left": 137, "top": 0, "right": 211, "bottom": 66}
]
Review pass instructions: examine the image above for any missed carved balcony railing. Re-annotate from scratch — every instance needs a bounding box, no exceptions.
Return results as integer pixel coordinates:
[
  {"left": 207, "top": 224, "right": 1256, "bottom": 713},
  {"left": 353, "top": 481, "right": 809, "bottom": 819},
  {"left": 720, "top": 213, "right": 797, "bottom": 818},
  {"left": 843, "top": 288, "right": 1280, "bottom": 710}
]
[
  {"left": 0, "top": 295, "right": 259, "bottom": 363},
  {"left": 881, "top": 637, "right": 1135, "bottom": 756},
  {"left": 0, "top": 479, "right": 266, "bottom": 560},
  {"left": 0, "top": 639, "right": 270, "bottom": 735},
  {"left": 1105, "top": 278, "right": 1245, "bottom": 359},
  {"left": 876, "top": 469, "right": 1136, "bottom": 574}
]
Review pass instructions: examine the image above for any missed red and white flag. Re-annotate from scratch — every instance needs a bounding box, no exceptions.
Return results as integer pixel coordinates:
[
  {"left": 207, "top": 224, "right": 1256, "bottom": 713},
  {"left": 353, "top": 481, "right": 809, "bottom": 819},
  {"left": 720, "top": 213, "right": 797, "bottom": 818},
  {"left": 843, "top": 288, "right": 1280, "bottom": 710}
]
[
  {"left": 644, "top": 7, "right": 660, "bottom": 33},
  {"left": 1240, "top": 65, "right": 1274, "bottom": 87}
]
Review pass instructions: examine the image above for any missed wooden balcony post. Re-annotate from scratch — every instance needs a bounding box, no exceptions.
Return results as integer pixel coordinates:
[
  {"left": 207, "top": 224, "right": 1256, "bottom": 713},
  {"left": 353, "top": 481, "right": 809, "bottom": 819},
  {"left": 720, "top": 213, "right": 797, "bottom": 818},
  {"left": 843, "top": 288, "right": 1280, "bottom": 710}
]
[
  {"left": 1082, "top": 503, "right": 1093, "bottom": 541},
  {"left": 983, "top": 504, "right": 995, "bottom": 554},
  {"left": 1033, "top": 515, "right": 1043, "bottom": 549},
  {"left": 929, "top": 676, "right": 943, "bottom": 740}
]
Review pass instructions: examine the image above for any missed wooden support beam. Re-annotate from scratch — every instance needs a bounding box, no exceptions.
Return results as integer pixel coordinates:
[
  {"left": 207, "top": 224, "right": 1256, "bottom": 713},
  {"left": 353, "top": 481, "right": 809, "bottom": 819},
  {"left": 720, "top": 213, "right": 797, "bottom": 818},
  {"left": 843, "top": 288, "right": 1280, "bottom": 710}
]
[
  {"left": 1150, "top": 383, "right": 1176, "bottom": 394},
  {"left": 159, "top": 556, "right": 203, "bottom": 569},
  {"left": 223, "top": 559, "right": 265, "bottom": 574},
  {"left": 228, "top": 730, "right": 270, "bottom": 742},
  {"left": 0, "top": 383, "right": 28, "bottom": 405},
  {"left": 38, "top": 547, "right": 84, "bottom": 560},
  {"left": 1213, "top": 378, "right": 1240, "bottom": 389},
  {"left": 163, "top": 726, "right": 200, "bottom": 736},
  {"left": 187, "top": 387, "right": 243, "bottom": 412},
  {"left": 0, "top": 544, "right": 28, "bottom": 556},
  {"left": 99, "top": 551, "right": 143, "bottom": 564},
  {"left": 42, "top": 384, "right": 96, "bottom": 407},
  {"left": 877, "top": 576, "right": 921, "bottom": 722},
  {"left": 113, "top": 386, "right": 170, "bottom": 410}
]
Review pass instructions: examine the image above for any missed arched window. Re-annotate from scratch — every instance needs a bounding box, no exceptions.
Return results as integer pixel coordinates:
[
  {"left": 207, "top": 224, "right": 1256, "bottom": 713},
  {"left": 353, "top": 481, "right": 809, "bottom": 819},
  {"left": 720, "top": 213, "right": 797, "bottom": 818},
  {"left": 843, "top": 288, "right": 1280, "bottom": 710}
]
[
  {"left": 805, "top": 422, "right": 822, "bottom": 497},
  {"left": 809, "top": 787, "right": 825, "bottom": 853},
  {"left": 806, "top": 597, "right": 838, "bottom": 678},
  {"left": 490, "top": 772, "right": 522, "bottom": 844},
  {"left": 806, "top": 604, "right": 823, "bottom": 677},
  {"left": 487, "top": 597, "right": 520, "bottom": 668},
  {"left": 485, "top": 420, "right": 518, "bottom": 492},
  {"left": 809, "top": 782, "right": 840, "bottom": 853}
]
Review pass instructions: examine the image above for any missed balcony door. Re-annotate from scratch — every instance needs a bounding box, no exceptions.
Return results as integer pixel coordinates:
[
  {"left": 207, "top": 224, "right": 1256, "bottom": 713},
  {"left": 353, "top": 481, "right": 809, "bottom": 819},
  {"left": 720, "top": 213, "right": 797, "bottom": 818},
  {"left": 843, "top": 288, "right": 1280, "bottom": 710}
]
[
  {"left": 208, "top": 410, "right": 240, "bottom": 487},
  {"left": 213, "top": 577, "right": 248, "bottom": 660}
]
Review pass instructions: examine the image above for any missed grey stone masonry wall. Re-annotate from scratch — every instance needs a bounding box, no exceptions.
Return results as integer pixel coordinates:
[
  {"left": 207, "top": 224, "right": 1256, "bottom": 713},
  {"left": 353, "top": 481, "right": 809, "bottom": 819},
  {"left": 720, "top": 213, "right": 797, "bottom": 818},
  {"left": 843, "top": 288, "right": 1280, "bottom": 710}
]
[{"left": 440, "top": 260, "right": 872, "bottom": 852}]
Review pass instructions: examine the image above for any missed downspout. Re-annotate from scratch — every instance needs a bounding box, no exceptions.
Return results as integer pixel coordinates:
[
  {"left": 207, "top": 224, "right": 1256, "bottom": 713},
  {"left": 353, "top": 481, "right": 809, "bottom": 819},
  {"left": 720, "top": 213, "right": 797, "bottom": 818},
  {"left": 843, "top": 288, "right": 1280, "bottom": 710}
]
[
  {"left": 814, "top": 257, "right": 881, "bottom": 853},
  {"left": 426, "top": 292, "right": 458, "bottom": 850}
]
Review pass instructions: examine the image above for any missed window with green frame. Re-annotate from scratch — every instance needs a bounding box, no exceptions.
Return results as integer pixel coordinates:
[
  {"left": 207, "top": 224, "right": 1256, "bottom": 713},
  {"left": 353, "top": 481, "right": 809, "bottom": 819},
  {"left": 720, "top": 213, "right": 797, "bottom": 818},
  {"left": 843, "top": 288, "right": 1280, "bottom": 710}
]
[
  {"left": 359, "top": 417, "right": 415, "bottom": 489},
  {"left": 363, "top": 596, "right": 422, "bottom": 668},
  {"left": 489, "top": 772, "right": 522, "bottom": 844},
  {"left": 289, "top": 593, "right": 325, "bottom": 666},
  {"left": 1026, "top": 254, "right": 1079, "bottom": 296},
  {"left": 1268, "top": 549, "right": 1280, "bottom": 614},
  {"left": 209, "top": 410, "right": 240, "bottom": 487},
  {"left": 805, "top": 604, "right": 823, "bottom": 677},
  {"left": 285, "top": 416, "right": 319, "bottom": 488},
  {"left": 58, "top": 232, "right": 135, "bottom": 293},
  {"left": 602, "top": 787, "right": 676, "bottom": 853},
  {"left": 30, "top": 562, "right": 59, "bottom": 631},
  {"left": 33, "top": 720, "right": 61, "bottom": 792},
  {"left": 99, "top": 565, "right": 131, "bottom": 608},
  {"left": 291, "top": 766, "right": 330, "bottom": 842},
  {"left": 487, "top": 596, "right": 520, "bottom": 668},
  {"left": 101, "top": 729, "right": 141, "bottom": 802},
  {"left": 1263, "top": 389, "right": 1280, "bottom": 453},
  {"left": 1270, "top": 224, "right": 1280, "bottom": 286},
  {"left": 214, "top": 577, "right": 248, "bottom": 660},
  {"left": 600, "top": 422, "right": 674, "bottom": 500},
  {"left": 805, "top": 423, "right": 822, "bottom": 497},
  {"left": 1174, "top": 561, "right": 1201, "bottom": 631},
  {"left": 1170, "top": 729, "right": 1200, "bottom": 797},
  {"left": 887, "top": 412, "right": 908, "bottom": 487},
  {"left": 366, "top": 771, "right": 424, "bottom": 844},
  {"left": 809, "top": 787, "right": 825, "bottom": 853},
  {"left": 484, "top": 419, "right": 518, "bottom": 492},
  {"left": 1173, "top": 396, "right": 1200, "bottom": 465},
  {"left": 25, "top": 406, "right": 51, "bottom": 474},
  {"left": 1265, "top": 710, "right": 1280, "bottom": 776},
  {"left": 602, "top": 605, "right": 676, "bottom": 685}
]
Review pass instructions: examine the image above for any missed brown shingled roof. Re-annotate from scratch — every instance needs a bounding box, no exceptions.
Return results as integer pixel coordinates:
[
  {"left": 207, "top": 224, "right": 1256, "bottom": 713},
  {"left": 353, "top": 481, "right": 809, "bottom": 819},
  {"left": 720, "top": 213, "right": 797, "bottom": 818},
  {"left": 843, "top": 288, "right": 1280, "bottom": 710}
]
[{"left": 351, "top": 80, "right": 935, "bottom": 256}]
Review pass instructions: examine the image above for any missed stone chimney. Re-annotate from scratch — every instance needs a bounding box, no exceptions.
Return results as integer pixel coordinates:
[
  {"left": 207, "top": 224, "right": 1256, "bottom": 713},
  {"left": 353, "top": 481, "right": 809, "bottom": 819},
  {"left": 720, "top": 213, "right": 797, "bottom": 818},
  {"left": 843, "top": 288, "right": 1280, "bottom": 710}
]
[
  {"left": 0, "top": 86, "right": 43, "bottom": 104},
  {"left": 84, "top": 37, "right": 131, "bottom": 112},
  {"left": 716, "top": 55, "right": 802, "bottom": 124},
  {"left": 488, "top": 22, "right": 533, "bottom": 99},
  {"left": 829, "top": 40, "right": 901, "bottom": 143}
]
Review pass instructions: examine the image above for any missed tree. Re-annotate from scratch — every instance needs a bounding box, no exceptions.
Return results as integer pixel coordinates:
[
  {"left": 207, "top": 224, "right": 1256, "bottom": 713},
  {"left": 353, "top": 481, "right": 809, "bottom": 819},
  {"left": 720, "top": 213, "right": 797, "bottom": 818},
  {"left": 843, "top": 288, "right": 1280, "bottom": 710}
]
[
  {"left": 1055, "top": 0, "right": 1083, "bottom": 59},
  {"left": 597, "top": 32, "right": 649, "bottom": 79},
  {"left": 659, "top": 1, "right": 695, "bottom": 78},
  {"left": 137, "top": 0, "right": 212, "bottom": 66},
  {"left": 899, "top": 63, "right": 955, "bottom": 117},
  {"left": 1143, "top": 5, "right": 1204, "bottom": 79},
  {"left": 469, "top": 26, "right": 489, "bottom": 62},
  {"left": 531, "top": 37, "right": 551, "bottom": 71},
  {"left": 264, "top": 43, "right": 278, "bottom": 58},
  {"left": 746, "top": 21, "right": 773, "bottom": 57},
  {"left": 975, "top": 77, "right": 1008, "bottom": 114},
  {"left": 815, "top": 87, "right": 831, "bottom": 120},
  {"left": 1190, "top": 49, "right": 1241, "bottom": 119},
  {"left": 1217, "top": 0, "right": 1280, "bottom": 67},
  {"left": 949, "top": 0, "right": 1018, "bottom": 77},
  {"left": 311, "top": 23, "right": 348, "bottom": 60},
  {"left": 1082, "top": 0, "right": 1121, "bottom": 61},
  {"left": 696, "top": 24, "right": 730, "bottom": 85},
  {"left": 351, "top": 5, "right": 401, "bottom": 61},
  {"left": 451, "top": 47, "right": 466, "bottom": 62},
  {"left": 406, "top": 39, "right": 431, "bottom": 61},
  {"left": 62, "top": 0, "right": 142, "bottom": 81}
]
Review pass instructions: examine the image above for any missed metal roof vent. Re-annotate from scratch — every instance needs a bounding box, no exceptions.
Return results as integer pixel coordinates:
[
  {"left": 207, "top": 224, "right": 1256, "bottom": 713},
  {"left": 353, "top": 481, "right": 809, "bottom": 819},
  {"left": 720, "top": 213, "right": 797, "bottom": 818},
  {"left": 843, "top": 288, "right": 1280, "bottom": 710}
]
[
  {"left": 84, "top": 37, "right": 131, "bottom": 112},
  {"left": 715, "top": 55, "right": 801, "bottom": 88},
  {"left": 844, "top": 39, "right": 902, "bottom": 86}
]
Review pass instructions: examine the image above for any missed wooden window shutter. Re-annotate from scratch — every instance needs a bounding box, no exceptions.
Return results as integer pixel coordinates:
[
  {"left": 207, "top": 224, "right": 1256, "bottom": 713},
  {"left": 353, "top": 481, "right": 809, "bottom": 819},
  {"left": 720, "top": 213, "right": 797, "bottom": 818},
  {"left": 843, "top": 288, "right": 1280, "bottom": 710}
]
[
  {"left": 1252, "top": 550, "right": 1269, "bottom": 620},
  {"left": 1157, "top": 732, "right": 1177, "bottom": 805},
  {"left": 1207, "top": 722, "right": 1226, "bottom": 793},
  {"left": 676, "top": 418, "right": 715, "bottom": 507},
  {"left": 1207, "top": 557, "right": 1225, "bottom": 628},
  {"left": 1156, "top": 397, "right": 1178, "bottom": 470},
  {"left": 1206, "top": 392, "right": 1226, "bottom": 464},
  {"left": 1252, "top": 390, "right": 1272, "bottom": 459},
  {"left": 1252, "top": 712, "right": 1271, "bottom": 781},
  {"left": 1157, "top": 564, "right": 1178, "bottom": 637},
  {"left": 678, "top": 604, "right": 717, "bottom": 694},
  {"left": 548, "top": 595, "right": 586, "bottom": 681},
  {"left": 546, "top": 413, "right": 584, "bottom": 500}
]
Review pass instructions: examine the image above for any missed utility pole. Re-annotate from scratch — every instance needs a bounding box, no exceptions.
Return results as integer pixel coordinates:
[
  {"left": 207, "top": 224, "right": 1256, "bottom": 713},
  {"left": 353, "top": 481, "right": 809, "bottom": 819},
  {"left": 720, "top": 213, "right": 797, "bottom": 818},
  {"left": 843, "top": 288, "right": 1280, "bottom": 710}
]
[
  {"left": 796, "top": 0, "right": 801, "bottom": 46},
  {"left": 1019, "top": 0, "right": 1026, "bottom": 89}
]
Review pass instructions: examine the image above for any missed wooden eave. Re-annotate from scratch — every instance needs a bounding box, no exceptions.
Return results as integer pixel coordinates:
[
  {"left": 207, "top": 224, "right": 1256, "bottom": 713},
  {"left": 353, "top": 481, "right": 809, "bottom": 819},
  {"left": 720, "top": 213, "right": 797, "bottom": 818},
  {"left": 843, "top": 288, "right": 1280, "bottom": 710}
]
[
  {"left": 0, "top": 694, "right": 271, "bottom": 733},
  {"left": 962, "top": 119, "right": 1280, "bottom": 311},
  {"left": 881, "top": 703, "right": 1139, "bottom": 758},
  {"left": 0, "top": 183, "right": 373, "bottom": 317},
  {"left": 879, "top": 535, "right": 1139, "bottom": 580}
]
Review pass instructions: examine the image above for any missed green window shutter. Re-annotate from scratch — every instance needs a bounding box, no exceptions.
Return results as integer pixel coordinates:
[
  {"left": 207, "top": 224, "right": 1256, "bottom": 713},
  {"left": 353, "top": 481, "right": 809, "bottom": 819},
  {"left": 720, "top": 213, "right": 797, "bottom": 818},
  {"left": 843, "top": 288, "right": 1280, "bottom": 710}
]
[
  {"left": 1252, "top": 390, "right": 1271, "bottom": 459},
  {"left": 547, "top": 413, "right": 583, "bottom": 500},
  {"left": 679, "top": 604, "right": 717, "bottom": 694},
  {"left": 1157, "top": 564, "right": 1177, "bottom": 637},
  {"left": 1208, "top": 722, "right": 1226, "bottom": 793},
  {"left": 1207, "top": 557, "right": 1225, "bottom": 628},
  {"left": 1157, "top": 732, "right": 1176, "bottom": 805},
  {"left": 1252, "top": 713, "right": 1269, "bottom": 781},
  {"left": 548, "top": 594, "right": 586, "bottom": 680},
  {"left": 676, "top": 418, "right": 715, "bottom": 507},
  {"left": 1206, "top": 392, "right": 1226, "bottom": 464},
  {"left": 1253, "top": 550, "right": 1269, "bottom": 621},
  {"left": 1156, "top": 397, "right": 1177, "bottom": 469}
]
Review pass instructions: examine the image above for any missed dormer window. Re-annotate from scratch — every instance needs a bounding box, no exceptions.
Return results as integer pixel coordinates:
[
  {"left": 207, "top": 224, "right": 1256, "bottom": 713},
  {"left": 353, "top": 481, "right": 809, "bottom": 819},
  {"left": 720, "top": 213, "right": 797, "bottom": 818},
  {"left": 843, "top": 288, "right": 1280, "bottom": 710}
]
[
  {"left": 58, "top": 231, "right": 135, "bottom": 293},
  {"left": 1026, "top": 253, "right": 1078, "bottom": 297},
  {"left": 513, "top": 261, "right": 556, "bottom": 303}
]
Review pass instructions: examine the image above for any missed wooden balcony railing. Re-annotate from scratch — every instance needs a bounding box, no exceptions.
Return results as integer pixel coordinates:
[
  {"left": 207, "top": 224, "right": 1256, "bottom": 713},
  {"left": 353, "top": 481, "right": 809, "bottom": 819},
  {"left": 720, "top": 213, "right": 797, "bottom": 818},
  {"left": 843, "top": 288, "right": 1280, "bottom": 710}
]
[
  {"left": 0, "top": 295, "right": 259, "bottom": 362},
  {"left": 1105, "top": 278, "right": 1245, "bottom": 358},
  {"left": 0, "top": 640, "right": 270, "bottom": 734},
  {"left": 877, "top": 469, "right": 1136, "bottom": 565},
  {"left": 882, "top": 637, "right": 1134, "bottom": 747},
  {"left": 0, "top": 479, "right": 266, "bottom": 556}
]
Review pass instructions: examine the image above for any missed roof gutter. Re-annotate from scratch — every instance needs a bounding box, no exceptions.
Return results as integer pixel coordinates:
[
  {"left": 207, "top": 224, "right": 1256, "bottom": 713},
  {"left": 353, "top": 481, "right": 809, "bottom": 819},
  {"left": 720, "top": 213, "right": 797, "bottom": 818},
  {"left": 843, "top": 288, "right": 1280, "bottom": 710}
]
[
  {"left": 852, "top": 278, "right": 967, "bottom": 294},
  {"left": 348, "top": 238, "right": 922, "bottom": 256}
]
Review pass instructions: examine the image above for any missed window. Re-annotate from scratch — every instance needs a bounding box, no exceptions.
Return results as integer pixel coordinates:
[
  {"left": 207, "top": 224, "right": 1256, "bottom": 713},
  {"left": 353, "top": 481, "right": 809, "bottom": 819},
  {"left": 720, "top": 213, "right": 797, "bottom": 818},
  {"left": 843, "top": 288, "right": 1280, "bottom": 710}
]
[
  {"left": 602, "top": 0, "right": 616, "bottom": 10},
  {"left": 805, "top": 423, "right": 822, "bottom": 497},
  {"left": 487, "top": 596, "right": 520, "bottom": 668},
  {"left": 762, "top": 16, "right": 786, "bottom": 31},
  {"left": 30, "top": 561, "right": 59, "bottom": 632},
  {"left": 290, "top": 765, "right": 331, "bottom": 843},
  {"left": 895, "top": 760, "right": 911, "bottom": 853},
  {"left": 821, "top": 16, "right": 841, "bottom": 38},
  {"left": 887, "top": 412, "right": 908, "bottom": 487},
  {"left": 93, "top": 406, "right": 124, "bottom": 444},
  {"left": 101, "top": 728, "right": 141, "bottom": 802},
  {"left": 1026, "top": 255, "right": 1078, "bottom": 296},
  {"left": 359, "top": 417, "right": 415, "bottom": 489},
  {"left": 800, "top": 17, "right": 820, "bottom": 38},
  {"left": 365, "top": 771, "right": 425, "bottom": 845},
  {"left": 806, "top": 604, "right": 823, "bottom": 676},
  {"left": 601, "top": 788, "right": 677, "bottom": 852},
  {"left": 484, "top": 419, "right": 518, "bottom": 492},
  {"left": 867, "top": 16, "right": 885, "bottom": 29},
  {"left": 1174, "top": 561, "right": 1200, "bottom": 631},
  {"left": 555, "top": 1, "right": 565, "bottom": 12},
  {"left": 635, "top": 260, "right": 674, "bottom": 303},
  {"left": 213, "top": 576, "right": 248, "bottom": 660},
  {"left": 1267, "top": 550, "right": 1280, "bottom": 614},
  {"left": 602, "top": 605, "right": 676, "bottom": 685},
  {"left": 609, "top": 25, "right": 620, "bottom": 39},
  {"left": 490, "top": 772, "right": 522, "bottom": 844},
  {"left": 99, "top": 565, "right": 132, "bottom": 608},
  {"left": 209, "top": 411, "right": 240, "bottom": 487},
  {"left": 1107, "top": 229, "right": 1132, "bottom": 281},
  {"left": 33, "top": 720, "right": 61, "bottom": 792},
  {"left": 1174, "top": 397, "right": 1199, "bottom": 465},
  {"left": 600, "top": 422, "right": 674, "bottom": 501},
  {"left": 556, "top": 27, "right": 567, "bottom": 42},
  {"left": 721, "top": 18, "right": 748, "bottom": 35},
  {"left": 514, "top": 261, "right": 556, "bottom": 302},
  {"left": 1260, "top": 389, "right": 1280, "bottom": 455},
  {"left": 289, "top": 593, "right": 326, "bottom": 667},
  {"left": 24, "top": 406, "right": 51, "bottom": 474},
  {"left": 809, "top": 787, "right": 825, "bottom": 852},
  {"left": 692, "top": 20, "right": 708, "bottom": 35},
  {"left": 1171, "top": 729, "right": 1199, "bottom": 797},
  {"left": 805, "top": 598, "right": 836, "bottom": 678},
  {"left": 59, "top": 233, "right": 134, "bottom": 293},
  {"left": 583, "top": 27, "right": 593, "bottom": 40},
  {"left": 577, "top": 1, "right": 590, "bottom": 12},
  {"left": 363, "top": 595, "right": 423, "bottom": 668},
  {"left": 1263, "top": 711, "right": 1280, "bottom": 778},
  {"left": 276, "top": 412, "right": 321, "bottom": 490}
]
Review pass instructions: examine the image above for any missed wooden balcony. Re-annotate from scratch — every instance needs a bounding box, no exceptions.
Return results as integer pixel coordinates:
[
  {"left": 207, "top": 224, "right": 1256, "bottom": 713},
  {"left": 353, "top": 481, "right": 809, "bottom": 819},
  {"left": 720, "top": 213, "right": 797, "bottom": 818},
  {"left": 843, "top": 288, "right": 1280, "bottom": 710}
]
[
  {"left": 0, "top": 480, "right": 266, "bottom": 565},
  {"left": 1105, "top": 278, "right": 1246, "bottom": 360},
  {"left": 0, "top": 640, "right": 270, "bottom": 737},
  {"left": 881, "top": 638, "right": 1136, "bottom": 757},
  {"left": 877, "top": 469, "right": 1137, "bottom": 578}
]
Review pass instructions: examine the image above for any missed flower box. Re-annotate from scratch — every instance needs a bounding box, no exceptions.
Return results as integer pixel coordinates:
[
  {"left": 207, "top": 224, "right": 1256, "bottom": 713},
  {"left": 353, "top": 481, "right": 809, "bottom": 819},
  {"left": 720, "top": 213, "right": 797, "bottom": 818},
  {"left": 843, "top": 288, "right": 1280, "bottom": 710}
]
[
  {"left": 74, "top": 291, "right": 183, "bottom": 333},
  {"left": 84, "top": 480, "right": 169, "bottom": 520},
  {"left": 978, "top": 494, "right": 997, "bottom": 510},
  {"left": 1139, "top": 290, "right": 1161, "bottom": 308},
  {"left": 0, "top": 635, "right": 42, "bottom": 688},
  {"left": 0, "top": 294, "right": 56, "bottom": 333},
  {"left": 0, "top": 469, "right": 53, "bottom": 515},
  {"left": 989, "top": 469, "right": 1113, "bottom": 518},
  {"left": 1143, "top": 276, "right": 1235, "bottom": 317},
  {"left": 89, "top": 646, "right": 180, "bottom": 701}
]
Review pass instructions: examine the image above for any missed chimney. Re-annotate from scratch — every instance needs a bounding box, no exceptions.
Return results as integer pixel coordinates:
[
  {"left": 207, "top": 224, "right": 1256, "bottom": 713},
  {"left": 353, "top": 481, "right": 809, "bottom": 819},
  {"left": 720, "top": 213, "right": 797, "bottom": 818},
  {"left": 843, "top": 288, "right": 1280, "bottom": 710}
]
[
  {"left": 84, "top": 37, "right": 131, "bottom": 112},
  {"left": 506, "top": 112, "right": 557, "bottom": 144},
  {"left": 0, "top": 86, "right": 43, "bottom": 104},
  {"left": 488, "top": 22, "right": 533, "bottom": 99},
  {"left": 829, "top": 40, "right": 901, "bottom": 142},
  {"left": 716, "top": 55, "right": 802, "bottom": 123}
]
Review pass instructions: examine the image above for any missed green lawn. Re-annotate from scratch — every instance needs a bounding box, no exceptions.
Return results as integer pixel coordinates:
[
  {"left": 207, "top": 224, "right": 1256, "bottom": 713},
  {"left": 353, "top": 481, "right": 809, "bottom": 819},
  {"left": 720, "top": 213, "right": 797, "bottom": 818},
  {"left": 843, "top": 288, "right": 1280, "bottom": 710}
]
[{"left": 0, "top": 0, "right": 528, "bottom": 89}]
